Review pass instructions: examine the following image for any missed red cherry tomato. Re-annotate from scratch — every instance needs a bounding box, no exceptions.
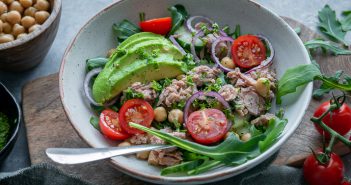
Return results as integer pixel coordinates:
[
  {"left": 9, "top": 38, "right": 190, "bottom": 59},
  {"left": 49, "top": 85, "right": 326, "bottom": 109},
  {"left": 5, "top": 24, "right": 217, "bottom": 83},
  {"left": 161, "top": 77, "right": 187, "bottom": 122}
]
[
  {"left": 186, "top": 108, "right": 228, "bottom": 145},
  {"left": 119, "top": 99, "right": 154, "bottom": 135},
  {"left": 231, "top": 34, "right": 266, "bottom": 69},
  {"left": 313, "top": 101, "right": 351, "bottom": 138},
  {"left": 140, "top": 17, "right": 172, "bottom": 35},
  {"left": 303, "top": 152, "right": 344, "bottom": 185},
  {"left": 341, "top": 181, "right": 351, "bottom": 185},
  {"left": 99, "top": 109, "right": 131, "bottom": 140}
]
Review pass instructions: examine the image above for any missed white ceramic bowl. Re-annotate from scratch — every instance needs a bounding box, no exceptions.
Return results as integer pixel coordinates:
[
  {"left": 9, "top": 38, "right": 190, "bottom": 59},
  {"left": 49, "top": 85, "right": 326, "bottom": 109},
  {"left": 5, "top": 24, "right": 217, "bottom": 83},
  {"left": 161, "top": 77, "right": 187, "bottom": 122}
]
[{"left": 59, "top": 0, "right": 312, "bottom": 184}]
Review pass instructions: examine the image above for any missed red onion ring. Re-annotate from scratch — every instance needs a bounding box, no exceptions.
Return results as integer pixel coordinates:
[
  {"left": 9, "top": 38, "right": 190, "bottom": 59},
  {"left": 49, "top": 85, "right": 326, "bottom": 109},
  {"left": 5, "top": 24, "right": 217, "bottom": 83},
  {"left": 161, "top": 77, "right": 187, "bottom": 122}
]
[
  {"left": 83, "top": 68, "right": 117, "bottom": 107},
  {"left": 169, "top": 35, "right": 186, "bottom": 56},
  {"left": 186, "top": 16, "right": 214, "bottom": 33},
  {"left": 183, "top": 91, "right": 232, "bottom": 132},
  {"left": 191, "top": 30, "right": 204, "bottom": 62},
  {"left": 244, "top": 34, "right": 275, "bottom": 74},
  {"left": 211, "top": 36, "right": 235, "bottom": 72}
]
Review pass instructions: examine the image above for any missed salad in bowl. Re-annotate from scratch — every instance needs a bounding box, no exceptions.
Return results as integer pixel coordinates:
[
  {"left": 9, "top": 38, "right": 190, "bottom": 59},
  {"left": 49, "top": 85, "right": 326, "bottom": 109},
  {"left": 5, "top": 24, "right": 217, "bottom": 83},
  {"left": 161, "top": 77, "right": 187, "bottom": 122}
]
[{"left": 83, "top": 4, "right": 287, "bottom": 176}]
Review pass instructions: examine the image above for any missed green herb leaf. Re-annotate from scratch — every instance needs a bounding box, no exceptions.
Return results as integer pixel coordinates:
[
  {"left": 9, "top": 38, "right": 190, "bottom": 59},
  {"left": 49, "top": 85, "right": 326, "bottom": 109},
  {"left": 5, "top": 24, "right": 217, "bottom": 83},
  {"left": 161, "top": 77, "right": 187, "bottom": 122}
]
[
  {"left": 187, "top": 160, "right": 222, "bottom": 175},
  {"left": 277, "top": 64, "right": 322, "bottom": 104},
  {"left": 318, "top": 5, "right": 347, "bottom": 45},
  {"left": 341, "top": 10, "right": 351, "bottom": 31},
  {"left": 168, "top": 4, "right": 188, "bottom": 35},
  {"left": 313, "top": 70, "right": 343, "bottom": 98},
  {"left": 86, "top": 57, "right": 109, "bottom": 71},
  {"left": 151, "top": 80, "right": 162, "bottom": 93},
  {"left": 112, "top": 20, "right": 141, "bottom": 43},
  {"left": 0, "top": 112, "right": 10, "bottom": 149},
  {"left": 89, "top": 116, "right": 100, "bottom": 131},
  {"left": 314, "top": 71, "right": 351, "bottom": 98},
  {"left": 259, "top": 117, "right": 288, "bottom": 152},
  {"left": 123, "top": 88, "right": 144, "bottom": 102},
  {"left": 294, "top": 27, "right": 301, "bottom": 35},
  {"left": 161, "top": 160, "right": 203, "bottom": 175},
  {"left": 304, "top": 39, "right": 351, "bottom": 55}
]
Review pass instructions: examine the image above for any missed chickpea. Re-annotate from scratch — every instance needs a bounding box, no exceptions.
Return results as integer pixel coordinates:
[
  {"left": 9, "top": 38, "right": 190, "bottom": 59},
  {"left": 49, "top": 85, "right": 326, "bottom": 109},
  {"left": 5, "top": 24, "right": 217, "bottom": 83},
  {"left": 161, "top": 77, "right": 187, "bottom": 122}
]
[
  {"left": 16, "top": 32, "right": 27, "bottom": 39},
  {"left": 21, "top": 16, "right": 35, "bottom": 28},
  {"left": 34, "top": 0, "right": 49, "bottom": 11},
  {"left": 176, "top": 74, "right": 185, "bottom": 80},
  {"left": 12, "top": 23, "right": 25, "bottom": 37},
  {"left": 154, "top": 107, "right": 167, "bottom": 122},
  {"left": 136, "top": 151, "right": 150, "bottom": 160},
  {"left": 0, "top": 1, "right": 7, "bottom": 14},
  {"left": 34, "top": 10, "right": 49, "bottom": 24},
  {"left": 2, "top": 22, "right": 12, "bottom": 33},
  {"left": 0, "top": 13, "right": 7, "bottom": 22},
  {"left": 255, "top": 78, "right": 271, "bottom": 98},
  {"left": 28, "top": 23, "right": 40, "bottom": 32},
  {"left": 6, "top": 10, "right": 21, "bottom": 24},
  {"left": 9, "top": 1, "right": 24, "bottom": 14},
  {"left": 24, "top": 7, "right": 37, "bottom": 17},
  {"left": 168, "top": 109, "right": 184, "bottom": 124},
  {"left": 118, "top": 141, "right": 131, "bottom": 147},
  {"left": 19, "top": 0, "right": 33, "bottom": 8},
  {"left": 106, "top": 48, "right": 115, "bottom": 58},
  {"left": 241, "top": 133, "right": 251, "bottom": 142},
  {"left": 220, "top": 56, "right": 235, "bottom": 69},
  {"left": 0, "top": 34, "right": 14, "bottom": 43}
]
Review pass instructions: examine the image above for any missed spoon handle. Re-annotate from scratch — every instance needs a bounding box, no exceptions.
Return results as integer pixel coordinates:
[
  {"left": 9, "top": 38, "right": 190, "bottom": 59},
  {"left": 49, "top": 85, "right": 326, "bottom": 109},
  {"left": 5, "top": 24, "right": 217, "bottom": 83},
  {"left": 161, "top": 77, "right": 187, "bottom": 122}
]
[{"left": 46, "top": 145, "right": 173, "bottom": 164}]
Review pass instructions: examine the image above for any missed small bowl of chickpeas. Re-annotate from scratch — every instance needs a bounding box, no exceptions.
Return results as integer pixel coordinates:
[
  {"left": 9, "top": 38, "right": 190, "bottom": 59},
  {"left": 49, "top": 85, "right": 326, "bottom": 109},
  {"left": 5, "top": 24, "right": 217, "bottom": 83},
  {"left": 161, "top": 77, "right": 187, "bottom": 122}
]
[{"left": 0, "top": 0, "right": 61, "bottom": 71}]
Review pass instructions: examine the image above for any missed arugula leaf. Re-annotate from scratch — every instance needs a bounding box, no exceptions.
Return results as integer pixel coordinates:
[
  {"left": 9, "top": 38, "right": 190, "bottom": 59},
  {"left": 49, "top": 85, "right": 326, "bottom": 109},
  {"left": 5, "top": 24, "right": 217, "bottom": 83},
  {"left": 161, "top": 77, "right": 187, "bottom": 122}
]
[
  {"left": 187, "top": 160, "right": 222, "bottom": 175},
  {"left": 318, "top": 5, "right": 347, "bottom": 45},
  {"left": 112, "top": 20, "right": 141, "bottom": 43},
  {"left": 277, "top": 64, "right": 322, "bottom": 104},
  {"left": 151, "top": 80, "right": 162, "bottom": 93},
  {"left": 304, "top": 39, "right": 351, "bottom": 55},
  {"left": 0, "top": 112, "right": 10, "bottom": 149},
  {"left": 259, "top": 117, "right": 288, "bottom": 152},
  {"left": 168, "top": 4, "right": 188, "bottom": 35},
  {"left": 341, "top": 10, "right": 351, "bottom": 31},
  {"left": 313, "top": 70, "right": 343, "bottom": 98},
  {"left": 89, "top": 116, "right": 100, "bottom": 131},
  {"left": 123, "top": 88, "right": 144, "bottom": 102},
  {"left": 86, "top": 57, "right": 108, "bottom": 71},
  {"left": 277, "top": 64, "right": 351, "bottom": 103},
  {"left": 161, "top": 160, "right": 203, "bottom": 175},
  {"left": 233, "top": 24, "right": 241, "bottom": 39}
]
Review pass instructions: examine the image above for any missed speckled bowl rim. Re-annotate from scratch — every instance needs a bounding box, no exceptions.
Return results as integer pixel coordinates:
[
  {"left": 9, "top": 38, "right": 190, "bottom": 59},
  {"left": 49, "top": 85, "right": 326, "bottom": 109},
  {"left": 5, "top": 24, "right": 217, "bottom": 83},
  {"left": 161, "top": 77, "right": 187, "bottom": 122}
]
[
  {"left": 0, "top": 0, "right": 62, "bottom": 50},
  {"left": 59, "top": 0, "right": 312, "bottom": 184}
]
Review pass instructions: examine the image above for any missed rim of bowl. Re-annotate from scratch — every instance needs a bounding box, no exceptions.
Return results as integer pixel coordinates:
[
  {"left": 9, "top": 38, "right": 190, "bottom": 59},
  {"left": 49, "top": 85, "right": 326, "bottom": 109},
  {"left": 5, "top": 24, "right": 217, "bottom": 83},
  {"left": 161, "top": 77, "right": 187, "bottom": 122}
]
[
  {"left": 0, "top": 82, "right": 21, "bottom": 155},
  {"left": 0, "top": 0, "right": 62, "bottom": 50},
  {"left": 59, "top": 0, "right": 312, "bottom": 183}
]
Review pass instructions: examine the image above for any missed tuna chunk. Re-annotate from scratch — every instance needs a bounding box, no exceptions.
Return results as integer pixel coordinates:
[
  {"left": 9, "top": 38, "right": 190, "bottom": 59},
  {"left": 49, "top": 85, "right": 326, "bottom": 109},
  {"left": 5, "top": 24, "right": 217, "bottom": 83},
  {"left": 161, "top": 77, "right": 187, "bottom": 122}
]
[
  {"left": 121, "top": 82, "right": 157, "bottom": 103},
  {"left": 237, "top": 87, "right": 266, "bottom": 116},
  {"left": 251, "top": 113, "right": 276, "bottom": 126},
  {"left": 157, "top": 79, "right": 197, "bottom": 107},
  {"left": 218, "top": 84, "right": 239, "bottom": 102},
  {"left": 187, "top": 65, "right": 221, "bottom": 86},
  {"left": 129, "top": 134, "right": 149, "bottom": 145},
  {"left": 148, "top": 149, "right": 183, "bottom": 166}
]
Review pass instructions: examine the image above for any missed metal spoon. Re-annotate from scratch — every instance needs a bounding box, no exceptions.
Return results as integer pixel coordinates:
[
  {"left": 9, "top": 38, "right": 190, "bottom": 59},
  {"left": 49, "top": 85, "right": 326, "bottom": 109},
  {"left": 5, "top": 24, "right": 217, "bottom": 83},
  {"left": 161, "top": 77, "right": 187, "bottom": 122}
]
[{"left": 46, "top": 145, "right": 173, "bottom": 164}]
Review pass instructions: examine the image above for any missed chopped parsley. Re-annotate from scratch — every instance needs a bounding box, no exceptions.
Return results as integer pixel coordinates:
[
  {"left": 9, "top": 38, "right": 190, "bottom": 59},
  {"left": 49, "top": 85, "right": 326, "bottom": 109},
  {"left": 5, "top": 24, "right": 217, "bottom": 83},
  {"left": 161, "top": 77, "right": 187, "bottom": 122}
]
[{"left": 0, "top": 112, "right": 10, "bottom": 150}]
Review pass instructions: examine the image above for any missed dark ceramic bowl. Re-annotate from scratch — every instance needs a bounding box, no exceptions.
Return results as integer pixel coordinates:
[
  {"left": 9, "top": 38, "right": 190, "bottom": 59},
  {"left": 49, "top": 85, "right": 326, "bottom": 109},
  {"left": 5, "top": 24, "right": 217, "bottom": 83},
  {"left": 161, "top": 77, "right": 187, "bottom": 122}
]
[
  {"left": 0, "top": 0, "right": 62, "bottom": 72},
  {"left": 0, "top": 82, "right": 21, "bottom": 162}
]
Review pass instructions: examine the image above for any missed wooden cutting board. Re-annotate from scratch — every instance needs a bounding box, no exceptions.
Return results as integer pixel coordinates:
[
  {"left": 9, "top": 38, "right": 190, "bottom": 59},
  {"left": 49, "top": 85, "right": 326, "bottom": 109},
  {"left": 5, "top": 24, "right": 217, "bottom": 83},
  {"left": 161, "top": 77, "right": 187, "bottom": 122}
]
[{"left": 23, "top": 17, "right": 351, "bottom": 185}]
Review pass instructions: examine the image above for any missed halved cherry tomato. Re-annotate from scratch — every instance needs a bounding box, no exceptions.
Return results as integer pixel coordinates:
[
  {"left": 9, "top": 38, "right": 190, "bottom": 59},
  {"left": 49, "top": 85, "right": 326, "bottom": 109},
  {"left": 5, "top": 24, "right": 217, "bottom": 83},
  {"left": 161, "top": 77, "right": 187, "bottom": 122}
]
[
  {"left": 303, "top": 151, "right": 344, "bottom": 185},
  {"left": 186, "top": 108, "right": 228, "bottom": 145},
  {"left": 313, "top": 101, "right": 351, "bottom": 139},
  {"left": 231, "top": 35, "right": 266, "bottom": 68},
  {"left": 119, "top": 99, "right": 154, "bottom": 135},
  {"left": 99, "top": 109, "right": 130, "bottom": 140},
  {"left": 341, "top": 181, "right": 351, "bottom": 185},
  {"left": 140, "top": 17, "right": 172, "bottom": 35}
]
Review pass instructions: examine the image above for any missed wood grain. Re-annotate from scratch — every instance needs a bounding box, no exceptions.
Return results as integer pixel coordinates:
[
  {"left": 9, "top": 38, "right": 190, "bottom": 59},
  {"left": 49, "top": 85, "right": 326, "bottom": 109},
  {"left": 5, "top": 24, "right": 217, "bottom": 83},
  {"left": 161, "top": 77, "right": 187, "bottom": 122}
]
[{"left": 22, "top": 17, "right": 350, "bottom": 184}]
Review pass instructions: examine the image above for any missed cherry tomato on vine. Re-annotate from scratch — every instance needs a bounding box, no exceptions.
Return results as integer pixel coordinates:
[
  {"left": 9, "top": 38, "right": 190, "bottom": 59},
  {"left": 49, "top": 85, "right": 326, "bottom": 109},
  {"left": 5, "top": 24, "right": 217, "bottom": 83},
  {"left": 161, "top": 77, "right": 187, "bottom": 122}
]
[
  {"left": 99, "top": 109, "right": 131, "bottom": 140},
  {"left": 119, "top": 99, "right": 154, "bottom": 135},
  {"left": 313, "top": 101, "right": 351, "bottom": 139},
  {"left": 231, "top": 35, "right": 266, "bottom": 69},
  {"left": 140, "top": 17, "right": 172, "bottom": 35},
  {"left": 303, "top": 151, "right": 344, "bottom": 185}
]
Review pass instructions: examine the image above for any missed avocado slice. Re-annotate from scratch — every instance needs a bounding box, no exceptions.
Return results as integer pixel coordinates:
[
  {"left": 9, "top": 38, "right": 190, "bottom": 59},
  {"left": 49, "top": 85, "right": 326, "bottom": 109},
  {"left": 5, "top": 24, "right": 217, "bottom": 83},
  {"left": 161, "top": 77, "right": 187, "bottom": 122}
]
[
  {"left": 93, "top": 54, "right": 186, "bottom": 103},
  {"left": 92, "top": 32, "right": 187, "bottom": 104}
]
